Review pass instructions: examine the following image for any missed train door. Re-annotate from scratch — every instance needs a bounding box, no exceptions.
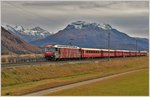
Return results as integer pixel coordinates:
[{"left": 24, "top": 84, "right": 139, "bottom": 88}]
[
  {"left": 101, "top": 50, "right": 103, "bottom": 57},
  {"left": 55, "top": 48, "right": 60, "bottom": 58},
  {"left": 79, "top": 49, "right": 83, "bottom": 59}
]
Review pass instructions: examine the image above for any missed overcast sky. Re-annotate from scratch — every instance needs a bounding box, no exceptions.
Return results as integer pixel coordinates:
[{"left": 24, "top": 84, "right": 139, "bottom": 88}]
[{"left": 1, "top": 1, "right": 149, "bottom": 38}]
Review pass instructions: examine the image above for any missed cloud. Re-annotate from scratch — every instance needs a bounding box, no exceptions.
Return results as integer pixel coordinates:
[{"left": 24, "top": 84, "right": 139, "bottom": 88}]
[{"left": 1, "top": 1, "right": 149, "bottom": 38}]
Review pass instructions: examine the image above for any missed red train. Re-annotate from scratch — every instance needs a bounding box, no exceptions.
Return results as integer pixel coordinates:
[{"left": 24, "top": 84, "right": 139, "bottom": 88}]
[{"left": 44, "top": 44, "right": 147, "bottom": 60}]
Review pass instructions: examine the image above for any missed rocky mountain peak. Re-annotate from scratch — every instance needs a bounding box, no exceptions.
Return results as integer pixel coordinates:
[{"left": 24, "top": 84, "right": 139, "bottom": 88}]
[
  {"left": 2, "top": 24, "right": 53, "bottom": 42},
  {"left": 14, "top": 25, "right": 24, "bottom": 32},
  {"left": 31, "top": 26, "right": 45, "bottom": 32},
  {"left": 66, "top": 21, "right": 112, "bottom": 30}
]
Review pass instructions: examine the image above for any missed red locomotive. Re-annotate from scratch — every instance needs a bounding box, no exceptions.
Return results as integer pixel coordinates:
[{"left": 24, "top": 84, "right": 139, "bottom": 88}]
[{"left": 44, "top": 44, "right": 147, "bottom": 60}]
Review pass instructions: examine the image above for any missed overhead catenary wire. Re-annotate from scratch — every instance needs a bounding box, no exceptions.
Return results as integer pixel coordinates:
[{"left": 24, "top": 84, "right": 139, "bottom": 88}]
[
  {"left": 5, "top": 2, "right": 38, "bottom": 23},
  {"left": 4, "top": 2, "right": 53, "bottom": 25}
]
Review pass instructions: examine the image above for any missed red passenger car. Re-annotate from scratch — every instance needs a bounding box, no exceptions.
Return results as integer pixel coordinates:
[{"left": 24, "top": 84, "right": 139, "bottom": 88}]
[
  {"left": 140, "top": 51, "right": 147, "bottom": 56},
  {"left": 81, "top": 48, "right": 102, "bottom": 58},
  {"left": 115, "top": 50, "right": 123, "bottom": 57},
  {"left": 122, "top": 50, "right": 130, "bottom": 57},
  {"left": 130, "top": 51, "right": 137, "bottom": 56}
]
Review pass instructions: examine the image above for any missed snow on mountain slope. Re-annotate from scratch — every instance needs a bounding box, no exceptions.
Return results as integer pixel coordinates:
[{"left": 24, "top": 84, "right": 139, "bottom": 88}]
[
  {"left": 2, "top": 24, "right": 53, "bottom": 42},
  {"left": 68, "top": 21, "right": 112, "bottom": 30}
]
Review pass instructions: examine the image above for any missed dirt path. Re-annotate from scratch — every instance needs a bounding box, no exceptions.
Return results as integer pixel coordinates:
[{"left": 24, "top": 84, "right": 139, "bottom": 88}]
[{"left": 24, "top": 69, "right": 145, "bottom": 96}]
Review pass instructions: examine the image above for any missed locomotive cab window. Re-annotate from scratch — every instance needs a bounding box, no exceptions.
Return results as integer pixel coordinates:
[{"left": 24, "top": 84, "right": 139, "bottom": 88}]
[{"left": 45, "top": 47, "right": 56, "bottom": 52}]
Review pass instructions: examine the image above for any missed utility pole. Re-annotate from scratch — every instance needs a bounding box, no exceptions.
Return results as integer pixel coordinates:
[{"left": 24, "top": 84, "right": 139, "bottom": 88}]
[
  {"left": 69, "top": 42, "right": 72, "bottom": 46},
  {"left": 135, "top": 39, "right": 138, "bottom": 56},
  {"left": 108, "top": 32, "right": 110, "bottom": 61},
  {"left": 69, "top": 38, "right": 74, "bottom": 46}
]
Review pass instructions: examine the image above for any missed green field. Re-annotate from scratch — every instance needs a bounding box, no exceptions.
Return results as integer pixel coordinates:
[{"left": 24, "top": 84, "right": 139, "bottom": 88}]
[
  {"left": 1, "top": 57, "right": 148, "bottom": 95},
  {"left": 49, "top": 69, "right": 149, "bottom": 96}
]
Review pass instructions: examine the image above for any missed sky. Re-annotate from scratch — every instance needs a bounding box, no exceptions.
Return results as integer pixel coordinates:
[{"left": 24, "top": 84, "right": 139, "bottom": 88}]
[{"left": 1, "top": 1, "right": 149, "bottom": 38}]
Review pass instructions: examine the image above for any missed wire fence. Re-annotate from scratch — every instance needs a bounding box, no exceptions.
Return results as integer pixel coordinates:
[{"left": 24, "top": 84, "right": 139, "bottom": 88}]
[{"left": 1, "top": 54, "right": 46, "bottom": 65}]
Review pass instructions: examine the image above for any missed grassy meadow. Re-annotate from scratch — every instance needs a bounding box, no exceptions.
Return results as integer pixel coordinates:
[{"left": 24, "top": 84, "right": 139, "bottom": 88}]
[
  {"left": 49, "top": 69, "right": 149, "bottom": 96},
  {"left": 1, "top": 57, "right": 148, "bottom": 96}
]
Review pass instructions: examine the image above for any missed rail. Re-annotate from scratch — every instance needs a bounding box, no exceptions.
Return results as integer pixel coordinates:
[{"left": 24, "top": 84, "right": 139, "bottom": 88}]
[{"left": 1, "top": 56, "right": 145, "bottom": 68}]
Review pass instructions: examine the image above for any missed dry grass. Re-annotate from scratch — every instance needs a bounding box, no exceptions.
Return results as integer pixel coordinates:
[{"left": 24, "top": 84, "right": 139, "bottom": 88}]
[
  {"left": 49, "top": 69, "right": 149, "bottom": 96},
  {"left": 1, "top": 57, "right": 148, "bottom": 96},
  {"left": 1, "top": 54, "right": 44, "bottom": 64}
]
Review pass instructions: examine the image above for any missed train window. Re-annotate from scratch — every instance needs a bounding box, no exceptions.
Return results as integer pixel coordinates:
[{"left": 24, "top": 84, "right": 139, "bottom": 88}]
[
  {"left": 45, "top": 48, "right": 49, "bottom": 52},
  {"left": 45, "top": 47, "right": 55, "bottom": 52}
]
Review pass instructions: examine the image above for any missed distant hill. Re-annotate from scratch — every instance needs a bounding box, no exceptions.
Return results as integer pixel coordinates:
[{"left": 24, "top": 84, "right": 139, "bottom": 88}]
[
  {"left": 31, "top": 21, "right": 148, "bottom": 51},
  {"left": 2, "top": 25, "right": 53, "bottom": 42},
  {"left": 1, "top": 27, "right": 42, "bottom": 54}
]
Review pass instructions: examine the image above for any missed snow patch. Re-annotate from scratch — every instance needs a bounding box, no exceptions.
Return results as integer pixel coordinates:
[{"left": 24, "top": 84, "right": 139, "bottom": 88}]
[{"left": 69, "top": 21, "right": 112, "bottom": 30}]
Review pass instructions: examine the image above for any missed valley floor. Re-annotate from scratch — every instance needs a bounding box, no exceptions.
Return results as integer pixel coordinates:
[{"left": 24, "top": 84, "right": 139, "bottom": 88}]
[
  {"left": 48, "top": 69, "right": 149, "bottom": 96},
  {"left": 1, "top": 57, "right": 149, "bottom": 96}
]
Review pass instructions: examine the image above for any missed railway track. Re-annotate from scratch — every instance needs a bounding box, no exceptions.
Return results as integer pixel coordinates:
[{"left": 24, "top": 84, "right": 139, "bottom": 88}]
[
  {"left": 1, "top": 59, "right": 101, "bottom": 68},
  {"left": 1, "top": 56, "right": 142, "bottom": 68},
  {"left": 1, "top": 57, "right": 114, "bottom": 68}
]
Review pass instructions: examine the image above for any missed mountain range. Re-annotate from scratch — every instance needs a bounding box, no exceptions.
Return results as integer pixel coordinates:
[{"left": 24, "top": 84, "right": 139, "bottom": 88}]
[
  {"left": 1, "top": 21, "right": 148, "bottom": 55},
  {"left": 1, "top": 27, "right": 42, "bottom": 54},
  {"left": 2, "top": 25, "right": 53, "bottom": 42},
  {"left": 31, "top": 21, "right": 148, "bottom": 51}
]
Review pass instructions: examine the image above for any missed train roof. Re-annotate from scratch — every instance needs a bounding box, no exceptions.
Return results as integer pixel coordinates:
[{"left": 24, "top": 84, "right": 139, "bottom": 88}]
[
  {"left": 44, "top": 44, "right": 80, "bottom": 49},
  {"left": 140, "top": 51, "right": 147, "bottom": 53},
  {"left": 81, "top": 48, "right": 115, "bottom": 51},
  {"left": 81, "top": 48, "right": 146, "bottom": 52},
  {"left": 44, "top": 44, "right": 147, "bottom": 53}
]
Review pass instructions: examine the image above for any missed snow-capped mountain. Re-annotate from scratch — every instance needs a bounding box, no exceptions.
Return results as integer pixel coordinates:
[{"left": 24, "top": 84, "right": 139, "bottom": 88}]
[
  {"left": 68, "top": 21, "right": 112, "bottom": 30},
  {"left": 31, "top": 21, "right": 148, "bottom": 51},
  {"left": 2, "top": 24, "right": 53, "bottom": 42},
  {"left": 1, "top": 27, "right": 42, "bottom": 54},
  {"left": 14, "top": 25, "right": 24, "bottom": 32},
  {"left": 2, "top": 25, "right": 19, "bottom": 34}
]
